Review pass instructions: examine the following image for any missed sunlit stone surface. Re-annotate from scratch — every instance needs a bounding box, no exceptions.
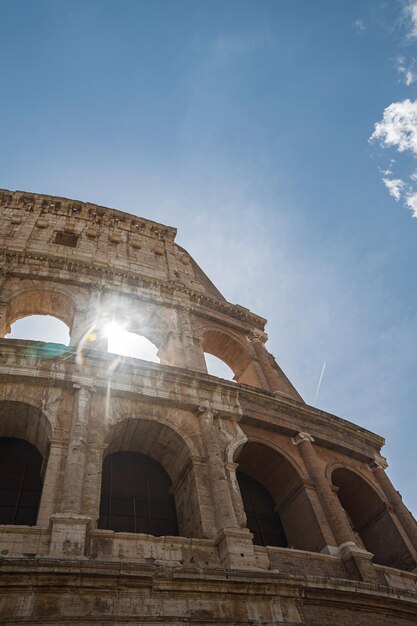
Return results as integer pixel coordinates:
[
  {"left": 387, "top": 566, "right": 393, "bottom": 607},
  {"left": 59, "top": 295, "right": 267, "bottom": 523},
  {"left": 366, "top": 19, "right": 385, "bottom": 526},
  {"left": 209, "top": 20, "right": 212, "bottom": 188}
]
[{"left": 0, "top": 188, "right": 416, "bottom": 625}]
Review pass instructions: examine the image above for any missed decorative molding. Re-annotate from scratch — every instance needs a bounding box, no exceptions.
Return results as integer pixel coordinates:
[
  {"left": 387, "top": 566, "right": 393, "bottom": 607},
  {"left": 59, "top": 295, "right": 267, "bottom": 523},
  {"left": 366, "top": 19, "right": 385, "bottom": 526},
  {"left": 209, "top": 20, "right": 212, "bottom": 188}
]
[
  {"left": 0, "top": 249, "right": 266, "bottom": 330},
  {"left": 369, "top": 453, "right": 389, "bottom": 471},
  {"left": 246, "top": 329, "right": 268, "bottom": 344},
  {"left": 292, "top": 431, "right": 315, "bottom": 446}
]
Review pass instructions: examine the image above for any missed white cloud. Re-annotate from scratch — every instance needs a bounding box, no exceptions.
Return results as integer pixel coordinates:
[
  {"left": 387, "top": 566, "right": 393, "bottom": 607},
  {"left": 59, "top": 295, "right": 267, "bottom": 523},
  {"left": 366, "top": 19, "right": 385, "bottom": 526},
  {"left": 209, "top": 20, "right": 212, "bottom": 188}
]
[
  {"left": 353, "top": 19, "right": 366, "bottom": 33},
  {"left": 405, "top": 1, "right": 417, "bottom": 39},
  {"left": 396, "top": 56, "right": 416, "bottom": 86},
  {"left": 382, "top": 177, "right": 404, "bottom": 200},
  {"left": 379, "top": 167, "right": 392, "bottom": 176},
  {"left": 405, "top": 191, "right": 417, "bottom": 216},
  {"left": 370, "top": 99, "right": 417, "bottom": 154}
]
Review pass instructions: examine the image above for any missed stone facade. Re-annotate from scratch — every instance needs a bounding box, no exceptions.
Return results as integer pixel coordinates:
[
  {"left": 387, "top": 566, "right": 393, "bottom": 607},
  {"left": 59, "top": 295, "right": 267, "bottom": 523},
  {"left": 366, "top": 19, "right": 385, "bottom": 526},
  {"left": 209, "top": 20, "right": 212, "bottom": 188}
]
[{"left": 0, "top": 188, "right": 416, "bottom": 625}]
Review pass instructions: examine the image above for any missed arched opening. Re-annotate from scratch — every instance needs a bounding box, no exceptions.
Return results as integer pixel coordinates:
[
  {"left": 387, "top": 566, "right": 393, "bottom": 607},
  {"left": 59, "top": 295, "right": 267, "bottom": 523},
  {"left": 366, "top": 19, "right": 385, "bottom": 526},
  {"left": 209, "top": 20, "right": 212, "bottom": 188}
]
[
  {"left": 98, "top": 451, "right": 178, "bottom": 536},
  {"left": 236, "top": 441, "right": 327, "bottom": 552},
  {"left": 0, "top": 400, "right": 52, "bottom": 459},
  {"left": 104, "top": 323, "right": 159, "bottom": 362},
  {"left": 0, "top": 398, "right": 51, "bottom": 528},
  {"left": 0, "top": 437, "right": 43, "bottom": 525},
  {"left": 6, "top": 315, "right": 70, "bottom": 345},
  {"left": 332, "top": 468, "right": 416, "bottom": 571},
  {"left": 1, "top": 288, "right": 76, "bottom": 338},
  {"left": 99, "top": 419, "right": 205, "bottom": 538},
  {"left": 204, "top": 353, "right": 235, "bottom": 381},
  {"left": 237, "top": 471, "right": 287, "bottom": 547},
  {"left": 202, "top": 329, "right": 263, "bottom": 388}
]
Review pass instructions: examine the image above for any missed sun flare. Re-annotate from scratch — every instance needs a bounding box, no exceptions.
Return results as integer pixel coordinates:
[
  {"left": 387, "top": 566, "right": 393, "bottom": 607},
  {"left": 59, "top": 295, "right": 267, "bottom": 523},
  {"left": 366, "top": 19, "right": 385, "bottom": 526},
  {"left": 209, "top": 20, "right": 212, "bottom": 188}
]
[{"left": 104, "top": 322, "right": 159, "bottom": 362}]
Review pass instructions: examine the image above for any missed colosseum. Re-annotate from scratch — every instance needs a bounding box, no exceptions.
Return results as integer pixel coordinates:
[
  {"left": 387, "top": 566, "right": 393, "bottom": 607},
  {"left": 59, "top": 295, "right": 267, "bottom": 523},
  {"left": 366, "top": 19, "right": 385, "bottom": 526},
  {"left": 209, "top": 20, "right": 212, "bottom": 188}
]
[{"left": 0, "top": 188, "right": 416, "bottom": 625}]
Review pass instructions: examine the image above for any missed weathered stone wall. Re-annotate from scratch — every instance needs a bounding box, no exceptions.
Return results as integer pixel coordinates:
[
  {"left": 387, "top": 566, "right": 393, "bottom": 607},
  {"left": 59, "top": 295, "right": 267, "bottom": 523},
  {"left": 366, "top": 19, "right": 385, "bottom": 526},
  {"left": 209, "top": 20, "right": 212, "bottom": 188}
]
[{"left": 0, "top": 189, "right": 416, "bottom": 624}]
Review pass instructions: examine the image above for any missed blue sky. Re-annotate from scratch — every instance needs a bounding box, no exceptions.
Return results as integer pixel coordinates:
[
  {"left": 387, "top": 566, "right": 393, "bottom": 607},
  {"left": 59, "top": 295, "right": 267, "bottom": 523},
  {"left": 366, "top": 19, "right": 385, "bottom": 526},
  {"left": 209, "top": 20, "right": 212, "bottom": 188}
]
[{"left": 1, "top": 0, "right": 416, "bottom": 515}]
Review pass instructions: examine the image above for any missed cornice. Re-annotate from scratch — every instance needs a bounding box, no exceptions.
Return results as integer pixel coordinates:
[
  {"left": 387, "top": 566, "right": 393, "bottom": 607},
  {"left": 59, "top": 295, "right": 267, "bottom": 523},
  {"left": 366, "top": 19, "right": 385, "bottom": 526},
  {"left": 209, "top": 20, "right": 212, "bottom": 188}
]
[
  {"left": 0, "top": 188, "right": 177, "bottom": 242},
  {"left": 1, "top": 557, "right": 416, "bottom": 610},
  {"left": 0, "top": 339, "right": 384, "bottom": 460},
  {"left": 235, "top": 379, "right": 385, "bottom": 459},
  {"left": 0, "top": 248, "right": 267, "bottom": 330}
]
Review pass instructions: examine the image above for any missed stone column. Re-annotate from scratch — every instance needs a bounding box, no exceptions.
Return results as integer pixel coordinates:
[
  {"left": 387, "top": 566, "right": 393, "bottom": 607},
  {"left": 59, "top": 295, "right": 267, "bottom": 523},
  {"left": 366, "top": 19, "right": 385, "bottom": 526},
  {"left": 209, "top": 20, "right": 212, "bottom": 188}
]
[
  {"left": 178, "top": 308, "right": 206, "bottom": 372},
  {"left": 198, "top": 405, "right": 237, "bottom": 531},
  {"left": 81, "top": 444, "right": 107, "bottom": 524},
  {"left": 69, "top": 308, "right": 89, "bottom": 346},
  {"left": 198, "top": 404, "right": 257, "bottom": 568},
  {"left": 370, "top": 454, "right": 417, "bottom": 550},
  {"left": 292, "top": 432, "right": 355, "bottom": 547},
  {"left": 60, "top": 386, "right": 90, "bottom": 514},
  {"left": 36, "top": 439, "right": 66, "bottom": 527},
  {"left": 247, "top": 331, "right": 274, "bottom": 389},
  {"left": 49, "top": 385, "right": 91, "bottom": 558},
  {"left": 246, "top": 329, "right": 299, "bottom": 398},
  {"left": 293, "top": 432, "right": 378, "bottom": 582},
  {"left": 0, "top": 301, "right": 9, "bottom": 337},
  {"left": 225, "top": 461, "right": 247, "bottom": 529}
]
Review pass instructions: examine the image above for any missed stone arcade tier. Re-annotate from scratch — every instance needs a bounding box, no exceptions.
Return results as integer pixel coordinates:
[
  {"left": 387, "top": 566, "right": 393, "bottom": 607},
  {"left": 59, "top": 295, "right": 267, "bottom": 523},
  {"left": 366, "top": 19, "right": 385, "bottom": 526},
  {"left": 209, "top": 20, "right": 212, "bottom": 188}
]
[{"left": 0, "top": 189, "right": 416, "bottom": 625}]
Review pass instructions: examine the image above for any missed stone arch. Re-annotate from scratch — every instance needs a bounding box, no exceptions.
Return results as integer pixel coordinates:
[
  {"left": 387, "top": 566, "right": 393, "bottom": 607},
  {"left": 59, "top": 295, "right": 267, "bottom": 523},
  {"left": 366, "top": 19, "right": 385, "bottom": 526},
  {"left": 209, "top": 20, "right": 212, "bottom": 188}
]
[
  {"left": 89, "top": 293, "right": 171, "bottom": 360},
  {"left": 325, "top": 461, "right": 387, "bottom": 503},
  {"left": 0, "top": 400, "right": 52, "bottom": 526},
  {"left": 331, "top": 466, "right": 416, "bottom": 571},
  {"left": 225, "top": 426, "right": 248, "bottom": 464},
  {"left": 0, "top": 399, "right": 52, "bottom": 458},
  {"left": 201, "top": 327, "right": 263, "bottom": 387},
  {"left": 104, "top": 417, "right": 193, "bottom": 482},
  {"left": 101, "top": 417, "right": 206, "bottom": 538},
  {"left": 0, "top": 383, "right": 63, "bottom": 433},
  {"left": 235, "top": 439, "right": 327, "bottom": 552},
  {"left": 235, "top": 434, "right": 307, "bottom": 481},
  {"left": 0, "top": 438, "right": 44, "bottom": 526},
  {"left": 1, "top": 286, "right": 77, "bottom": 337}
]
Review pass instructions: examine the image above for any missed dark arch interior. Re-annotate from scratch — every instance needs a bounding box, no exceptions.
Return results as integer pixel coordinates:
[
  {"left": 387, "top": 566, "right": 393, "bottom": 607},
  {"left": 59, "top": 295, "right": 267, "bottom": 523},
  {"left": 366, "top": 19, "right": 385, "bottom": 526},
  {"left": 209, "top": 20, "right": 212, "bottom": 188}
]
[
  {"left": 332, "top": 468, "right": 416, "bottom": 571},
  {"left": 0, "top": 437, "right": 43, "bottom": 526},
  {"left": 236, "top": 441, "right": 328, "bottom": 552},
  {"left": 237, "top": 471, "right": 287, "bottom": 547},
  {"left": 98, "top": 451, "right": 178, "bottom": 537}
]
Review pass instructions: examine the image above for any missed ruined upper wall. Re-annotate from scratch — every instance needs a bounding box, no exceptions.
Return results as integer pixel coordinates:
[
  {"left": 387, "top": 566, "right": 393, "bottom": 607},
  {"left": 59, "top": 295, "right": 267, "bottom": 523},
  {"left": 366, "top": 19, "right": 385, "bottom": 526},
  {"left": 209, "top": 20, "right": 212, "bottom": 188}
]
[
  {"left": 0, "top": 189, "right": 305, "bottom": 399},
  {"left": 0, "top": 189, "right": 264, "bottom": 319}
]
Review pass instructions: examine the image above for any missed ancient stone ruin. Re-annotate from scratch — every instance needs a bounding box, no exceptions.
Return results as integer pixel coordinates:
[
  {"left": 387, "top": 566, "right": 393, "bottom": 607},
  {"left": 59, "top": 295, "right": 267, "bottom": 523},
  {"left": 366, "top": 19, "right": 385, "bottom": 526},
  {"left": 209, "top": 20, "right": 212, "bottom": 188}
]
[{"left": 0, "top": 188, "right": 416, "bottom": 624}]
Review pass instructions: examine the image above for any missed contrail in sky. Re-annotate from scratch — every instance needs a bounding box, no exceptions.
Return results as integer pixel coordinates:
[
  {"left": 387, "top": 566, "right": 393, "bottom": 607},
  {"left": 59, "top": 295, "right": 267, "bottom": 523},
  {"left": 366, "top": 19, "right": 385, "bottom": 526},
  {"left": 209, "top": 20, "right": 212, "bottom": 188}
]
[{"left": 315, "top": 361, "right": 326, "bottom": 400}]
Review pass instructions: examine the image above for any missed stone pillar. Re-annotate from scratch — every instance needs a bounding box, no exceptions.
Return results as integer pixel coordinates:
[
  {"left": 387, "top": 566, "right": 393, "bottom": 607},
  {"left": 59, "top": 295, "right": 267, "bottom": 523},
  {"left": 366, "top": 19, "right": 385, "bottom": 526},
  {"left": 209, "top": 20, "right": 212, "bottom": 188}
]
[
  {"left": 81, "top": 444, "right": 107, "bottom": 524},
  {"left": 36, "top": 439, "right": 66, "bottom": 527},
  {"left": 0, "top": 301, "right": 9, "bottom": 337},
  {"left": 198, "top": 404, "right": 256, "bottom": 568},
  {"left": 60, "top": 386, "right": 90, "bottom": 514},
  {"left": 178, "top": 308, "right": 206, "bottom": 372},
  {"left": 49, "top": 385, "right": 92, "bottom": 558},
  {"left": 370, "top": 454, "right": 417, "bottom": 551},
  {"left": 198, "top": 405, "right": 237, "bottom": 531},
  {"left": 69, "top": 308, "right": 89, "bottom": 346},
  {"left": 246, "top": 329, "right": 303, "bottom": 400},
  {"left": 225, "top": 461, "right": 247, "bottom": 529},
  {"left": 293, "top": 432, "right": 355, "bottom": 547},
  {"left": 246, "top": 330, "right": 291, "bottom": 394},
  {"left": 293, "top": 432, "right": 378, "bottom": 582},
  {"left": 61, "top": 386, "right": 90, "bottom": 514}
]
